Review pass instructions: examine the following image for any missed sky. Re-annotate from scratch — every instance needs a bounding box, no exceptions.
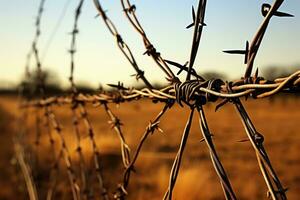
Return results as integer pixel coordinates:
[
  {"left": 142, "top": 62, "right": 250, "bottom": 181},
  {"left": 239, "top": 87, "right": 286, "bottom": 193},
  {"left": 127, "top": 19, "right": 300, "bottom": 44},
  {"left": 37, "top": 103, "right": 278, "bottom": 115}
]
[{"left": 0, "top": 0, "right": 300, "bottom": 88}]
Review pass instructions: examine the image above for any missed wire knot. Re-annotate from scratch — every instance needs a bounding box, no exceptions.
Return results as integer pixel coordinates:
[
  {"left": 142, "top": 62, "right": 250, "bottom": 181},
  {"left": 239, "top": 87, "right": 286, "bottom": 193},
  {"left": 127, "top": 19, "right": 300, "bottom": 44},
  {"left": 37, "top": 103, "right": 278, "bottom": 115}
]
[
  {"left": 143, "top": 43, "right": 160, "bottom": 58},
  {"left": 113, "top": 184, "right": 128, "bottom": 200},
  {"left": 109, "top": 117, "right": 123, "bottom": 129},
  {"left": 131, "top": 69, "right": 144, "bottom": 80},
  {"left": 147, "top": 121, "right": 163, "bottom": 135},
  {"left": 116, "top": 34, "right": 124, "bottom": 47},
  {"left": 254, "top": 131, "right": 264, "bottom": 145},
  {"left": 175, "top": 79, "right": 224, "bottom": 107},
  {"left": 124, "top": 5, "right": 136, "bottom": 13},
  {"left": 243, "top": 76, "right": 264, "bottom": 85}
]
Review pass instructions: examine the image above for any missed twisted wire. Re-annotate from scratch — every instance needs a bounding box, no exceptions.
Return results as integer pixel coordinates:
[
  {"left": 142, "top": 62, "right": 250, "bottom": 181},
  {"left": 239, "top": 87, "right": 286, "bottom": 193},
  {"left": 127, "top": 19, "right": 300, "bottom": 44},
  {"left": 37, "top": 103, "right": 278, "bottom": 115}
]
[
  {"left": 119, "top": 0, "right": 178, "bottom": 82},
  {"left": 186, "top": 0, "right": 207, "bottom": 81},
  {"left": 244, "top": 0, "right": 285, "bottom": 78},
  {"left": 163, "top": 108, "right": 194, "bottom": 200},
  {"left": 30, "top": 1, "right": 47, "bottom": 193},
  {"left": 23, "top": 71, "right": 300, "bottom": 108},
  {"left": 68, "top": 1, "right": 109, "bottom": 199},
  {"left": 41, "top": 107, "right": 61, "bottom": 200},
  {"left": 68, "top": 1, "right": 92, "bottom": 199},
  {"left": 233, "top": 99, "right": 287, "bottom": 199},
  {"left": 71, "top": 106, "right": 90, "bottom": 199},
  {"left": 46, "top": 105, "right": 81, "bottom": 200},
  {"left": 26, "top": 0, "right": 81, "bottom": 199},
  {"left": 26, "top": 0, "right": 46, "bottom": 81},
  {"left": 77, "top": 104, "right": 110, "bottom": 200},
  {"left": 120, "top": 102, "right": 173, "bottom": 199},
  {"left": 196, "top": 105, "right": 236, "bottom": 199},
  {"left": 17, "top": 0, "right": 300, "bottom": 200},
  {"left": 103, "top": 103, "right": 131, "bottom": 168},
  {"left": 93, "top": 0, "right": 153, "bottom": 89}
]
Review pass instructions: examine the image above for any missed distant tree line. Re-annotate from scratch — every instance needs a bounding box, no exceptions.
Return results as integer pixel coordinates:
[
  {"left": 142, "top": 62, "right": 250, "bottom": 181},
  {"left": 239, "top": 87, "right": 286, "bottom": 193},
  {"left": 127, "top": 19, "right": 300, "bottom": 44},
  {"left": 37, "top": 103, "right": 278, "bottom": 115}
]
[
  {"left": 0, "top": 65, "right": 298, "bottom": 96},
  {"left": 0, "top": 69, "right": 95, "bottom": 97},
  {"left": 261, "top": 65, "right": 299, "bottom": 80}
]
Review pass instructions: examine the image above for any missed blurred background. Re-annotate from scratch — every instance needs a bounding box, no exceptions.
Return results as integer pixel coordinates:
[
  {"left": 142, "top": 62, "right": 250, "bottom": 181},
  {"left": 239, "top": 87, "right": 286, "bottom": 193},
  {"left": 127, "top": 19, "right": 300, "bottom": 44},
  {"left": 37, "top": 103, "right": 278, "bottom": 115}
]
[
  {"left": 1, "top": 0, "right": 300, "bottom": 89},
  {"left": 0, "top": 0, "right": 300, "bottom": 199}
]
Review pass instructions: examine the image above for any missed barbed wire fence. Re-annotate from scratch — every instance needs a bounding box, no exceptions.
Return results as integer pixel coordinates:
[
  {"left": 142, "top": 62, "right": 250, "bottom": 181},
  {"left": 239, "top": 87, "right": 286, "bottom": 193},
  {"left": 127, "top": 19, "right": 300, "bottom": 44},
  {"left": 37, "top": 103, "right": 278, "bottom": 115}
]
[{"left": 15, "top": 0, "right": 300, "bottom": 199}]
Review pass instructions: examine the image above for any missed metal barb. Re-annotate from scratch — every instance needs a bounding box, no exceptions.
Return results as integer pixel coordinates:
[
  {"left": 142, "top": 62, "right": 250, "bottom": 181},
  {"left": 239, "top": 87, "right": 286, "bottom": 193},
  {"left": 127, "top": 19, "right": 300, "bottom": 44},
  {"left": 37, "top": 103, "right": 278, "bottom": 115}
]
[{"left": 262, "top": 3, "right": 294, "bottom": 18}]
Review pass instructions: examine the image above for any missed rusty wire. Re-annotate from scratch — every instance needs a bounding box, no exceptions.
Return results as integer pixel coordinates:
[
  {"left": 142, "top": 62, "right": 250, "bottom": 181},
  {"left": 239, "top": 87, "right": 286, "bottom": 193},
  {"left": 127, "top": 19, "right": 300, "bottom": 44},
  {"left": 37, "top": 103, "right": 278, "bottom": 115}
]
[{"left": 15, "top": 0, "right": 300, "bottom": 200}]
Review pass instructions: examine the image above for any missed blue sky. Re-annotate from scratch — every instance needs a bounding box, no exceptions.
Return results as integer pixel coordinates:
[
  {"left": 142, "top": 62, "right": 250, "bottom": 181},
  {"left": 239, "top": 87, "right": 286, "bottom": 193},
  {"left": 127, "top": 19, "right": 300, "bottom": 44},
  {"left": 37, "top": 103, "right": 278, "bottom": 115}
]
[{"left": 0, "top": 0, "right": 299, "bottom": 88}]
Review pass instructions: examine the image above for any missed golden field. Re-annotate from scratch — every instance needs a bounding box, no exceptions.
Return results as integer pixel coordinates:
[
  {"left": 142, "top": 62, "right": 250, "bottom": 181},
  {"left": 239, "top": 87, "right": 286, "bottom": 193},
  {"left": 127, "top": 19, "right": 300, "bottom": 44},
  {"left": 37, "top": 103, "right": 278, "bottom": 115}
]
[{"left": 0, "top": 95, "right": 299, "bottom": 200}]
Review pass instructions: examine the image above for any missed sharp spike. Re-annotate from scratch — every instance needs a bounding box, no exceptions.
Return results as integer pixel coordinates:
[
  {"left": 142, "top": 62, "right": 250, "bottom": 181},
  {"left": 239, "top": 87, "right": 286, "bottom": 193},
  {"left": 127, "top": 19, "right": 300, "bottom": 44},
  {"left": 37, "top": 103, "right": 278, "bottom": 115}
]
[
  {"left": 274, "top": 11, "right": 294, "bottom": 17},
  {"left": 186, "top": 23, "right": 194, "bottom": 29},
  {"left": 254, "top": 68, "right": 259, "bottom": 78},
  {"left": 192, "top": 6, "right": 196, "bottom": 21},
  {"left": 223, "top": 50, "right": 247, "bottom": 54},
  {"left": 237, "top": 138, "right": 250, "bottom": 143}
]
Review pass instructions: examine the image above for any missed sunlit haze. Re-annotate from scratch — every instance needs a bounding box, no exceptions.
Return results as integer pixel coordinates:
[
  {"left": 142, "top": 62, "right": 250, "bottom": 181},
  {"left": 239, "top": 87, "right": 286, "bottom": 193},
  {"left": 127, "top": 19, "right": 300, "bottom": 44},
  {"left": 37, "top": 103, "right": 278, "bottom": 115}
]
[{"left": 1, "top": 0, "right": 299, "bottom": 88}]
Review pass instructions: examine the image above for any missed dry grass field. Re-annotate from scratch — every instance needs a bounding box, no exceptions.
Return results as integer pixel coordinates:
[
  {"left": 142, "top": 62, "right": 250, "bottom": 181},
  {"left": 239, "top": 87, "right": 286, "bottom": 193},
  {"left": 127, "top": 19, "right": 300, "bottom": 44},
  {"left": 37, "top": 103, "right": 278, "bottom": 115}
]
[{"left": 0, "top": 95, "right": 299, "bottom": 199}]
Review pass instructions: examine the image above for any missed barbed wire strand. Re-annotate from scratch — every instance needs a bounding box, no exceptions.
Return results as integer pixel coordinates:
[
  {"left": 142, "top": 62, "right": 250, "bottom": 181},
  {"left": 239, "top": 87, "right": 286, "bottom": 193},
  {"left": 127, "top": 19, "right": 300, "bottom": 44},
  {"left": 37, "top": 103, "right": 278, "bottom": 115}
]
[
  {"left": 46, "top": 148, "right": 63, "bottom": 200},
  {"left": 69, "top": 0, "right": 83, "bottom": 92},
  {"left": 163, "top": 107, "right": 194, "bottom": 200},
  {"left": 72, "top": 108, "right": 90, "bottom": 199},
  {"left": 103, "top": 103, "right": 131, "bottom": 168},
  {"left": 88, "top": 3, "right": 172, "bottom": 199},
  {"left": 22, "top": 71, "right": 300, "bottom": 108},
  {"left": 17, "top": 0, "right": 300, "bottom": 199},
  {"left": 18, "top": 1, "right": 49, "bottom": 194},
  {"left": 41, "top": 0, "right": 72, "bottom": 62},
  {"left": 244, "top": 0, "right": 285, "bottom": 78},
  {"left": 186, "top": 0, "right": 207, "bottom": 81},
  {"left": 30, "top": 0, "right": 81, "bottom": 199},
  {"left": 233, "top": 1, "right": 289, "bottom": 199},
  {"left": 33, "top": 108, "right": 42, "bottom": 190},
  {"left": 46, "top": 105, "right": 81, "bottom": 200},
  {"left": 68, "top": 1, "right": 91, "bottom": 199},
  {"left": 77, "top": 105, "right": 110, "bottom": 200},
  {"left": 89, "top": 2, "right": 148, "bottom": 195},
  {"left": 196, "top": 105, "right": 236, "bottom": 199},
  {"left": 93, "top": 0, "right": 153, "bottom": 89},
  {"left": 121, "top": 102, "right": 173, "bottom": 199},
  {"left": 233, "top": 98, "right": 287, "bottom": 199},
  {"left": 31, "top": 1, "right": 48, "bottom": 195},
  {"left": 119, "top": 0, "right": 178, "bottom": 82},
  {"left": 68, "top": 1, "right": 109, "bottom": 199},
  {"left": 16, "top": 0, "right": 47, "bottom": 198},
  {"left": 91, "top": 2, "right": 153, "bottom": 191},
  {"left": 41, "top": 107, "right": 61, "bottom": 200}
]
